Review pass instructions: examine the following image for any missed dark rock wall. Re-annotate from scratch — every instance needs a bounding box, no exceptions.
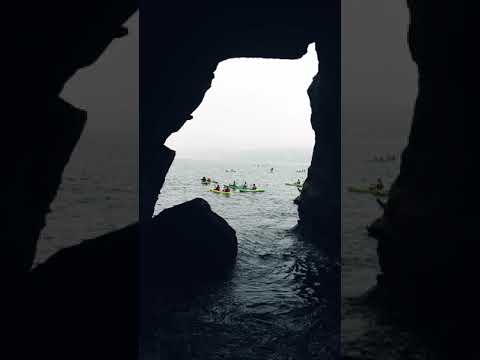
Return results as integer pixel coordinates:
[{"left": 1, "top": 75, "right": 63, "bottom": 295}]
[
  {"left": 3, "top": 1, "right": 137, "bottom": 278},
  {"left": 369, "top": 1, "right": 470, "bottom": 355}
]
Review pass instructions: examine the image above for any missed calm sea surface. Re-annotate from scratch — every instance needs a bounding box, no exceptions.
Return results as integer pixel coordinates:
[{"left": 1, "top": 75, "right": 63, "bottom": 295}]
[{"left": 144, "top": 158, "right": 339, "bottom": 359}]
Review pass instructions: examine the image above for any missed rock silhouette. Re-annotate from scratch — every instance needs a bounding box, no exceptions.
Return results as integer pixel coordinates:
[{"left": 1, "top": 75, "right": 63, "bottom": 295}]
[{"left": 368, "top": 1, "right": 471, "bottom": 357}]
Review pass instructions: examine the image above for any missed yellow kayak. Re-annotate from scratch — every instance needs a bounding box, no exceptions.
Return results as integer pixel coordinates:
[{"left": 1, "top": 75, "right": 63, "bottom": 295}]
[{"left": 209, "top": 189, "right": 233, "bottom": 195}]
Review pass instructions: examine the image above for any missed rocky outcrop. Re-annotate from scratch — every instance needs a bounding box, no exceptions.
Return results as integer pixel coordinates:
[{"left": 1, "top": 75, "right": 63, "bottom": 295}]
[
  {"left": 140, "top": 198, "right": 237, "bottom": 283},
  {"left": 3, "top": 1, "right": 137, "bottom": 279},
  {"left": 368, "top": 1, "right": 470, "bottom": 356},
  {"left": 2, "top": 99, "right": 86, "bottom": 277}
]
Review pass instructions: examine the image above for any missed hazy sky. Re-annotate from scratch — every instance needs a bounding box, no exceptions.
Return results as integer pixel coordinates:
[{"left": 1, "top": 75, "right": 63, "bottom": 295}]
[
  {"left": 342, "top": 1, "right": 416, "bottom": 148},
  {"left": 61, "top": 14, "right": 139, "bottom": 144},
  {"left": 166, "top": 44, "right": 318, "bottom": 157}
]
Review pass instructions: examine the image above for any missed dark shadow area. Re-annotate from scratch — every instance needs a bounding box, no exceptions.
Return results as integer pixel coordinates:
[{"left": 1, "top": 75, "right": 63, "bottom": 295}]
[{"left": 342, "top": 1, "right": 470, "bottom": 359}]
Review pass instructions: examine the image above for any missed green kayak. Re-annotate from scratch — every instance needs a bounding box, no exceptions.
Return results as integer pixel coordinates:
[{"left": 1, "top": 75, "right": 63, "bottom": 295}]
[
  {"left": 238, "top": 188, "right": 265, "bottom": 193},
  {"left": 347, "top": 186, "right": 388, "bottom": 197},
  {"left": 228, "top": 184, "right": 243, "bottom": 189}
]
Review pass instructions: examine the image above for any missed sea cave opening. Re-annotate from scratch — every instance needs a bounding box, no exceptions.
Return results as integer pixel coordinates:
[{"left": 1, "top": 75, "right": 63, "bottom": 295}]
[
  {"left": 155, "top": 43, "right": 317, "bottom": 223},
  {"left": 147, "top": 43, "right": 338, "bottom": 357}
]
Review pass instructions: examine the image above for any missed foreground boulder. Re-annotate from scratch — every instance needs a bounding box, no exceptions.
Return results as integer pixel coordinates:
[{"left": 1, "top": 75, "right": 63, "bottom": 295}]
[{"left": 141, "top": 197, "right": 238, "bottom": 283}]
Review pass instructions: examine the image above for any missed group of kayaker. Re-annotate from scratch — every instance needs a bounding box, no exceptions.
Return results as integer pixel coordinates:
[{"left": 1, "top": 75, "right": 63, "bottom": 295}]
[
  {"left": 212, "top": 181, "right": 259, "bottom": 193},
  {"left": 214, "top": 184, "right": 232, "bottom": 192},
  {"left": 231, "top": 180, "right": 257, "bottom": 190}
]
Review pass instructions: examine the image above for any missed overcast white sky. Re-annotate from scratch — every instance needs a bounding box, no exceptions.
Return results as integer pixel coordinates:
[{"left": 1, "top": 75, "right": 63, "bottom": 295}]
[{"left": 166, "top": 43, "right": 318, "bottom": 158}]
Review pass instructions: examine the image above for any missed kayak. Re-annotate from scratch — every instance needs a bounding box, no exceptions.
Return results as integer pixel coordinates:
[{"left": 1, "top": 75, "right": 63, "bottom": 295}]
[
  {"left": 347, "top": 186, "right": 388, "bottom": 197},
  {"left": 209, "top": 189, "right": 233, "bottom": 195},
  {"left": 238, "top": 188, "right": 265, "bottom": 193},
  {"left": 285, "top": 183, "right": 302, "bottom": 187}
]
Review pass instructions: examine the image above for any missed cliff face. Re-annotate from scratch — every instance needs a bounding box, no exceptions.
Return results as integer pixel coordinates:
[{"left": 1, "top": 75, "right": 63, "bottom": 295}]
[
  {"left": 2, "top": 1, "right": 138, "bottom": 278},
  {"left": 369, "top": 1, "right": 470, "bottom": 355}
]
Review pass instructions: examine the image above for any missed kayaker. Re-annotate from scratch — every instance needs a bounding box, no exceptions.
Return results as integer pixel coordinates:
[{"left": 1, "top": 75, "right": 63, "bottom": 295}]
[
  {"left": 243, "top": 181, "right": 248, "bottom": 189},
  {"left": 296, "top": 179, "right": 301, "bottom": 185},
  {"left": 369, "top": 178, "right": 384, "bottom": 191},
  {"left": 233, "top": 180, "right": 237, "bottom": 186},
  {"left": 223, "top": 185, "right": 230, "bottom": 192},
  {"left": 201, "top": 176, "right": 207, "bottom": 182},
  {"left": 215, "top": 184, "right": 221, "bottom": 191},
  {"left": 376, "top": 178, "right": 384, "bottom": 190},
  {"left": 251, "top": 184, "right": 257, "bottom": 190}
]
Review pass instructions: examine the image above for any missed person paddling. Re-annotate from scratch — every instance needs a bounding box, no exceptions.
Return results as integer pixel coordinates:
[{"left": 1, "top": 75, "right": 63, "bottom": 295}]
[
  {"left": 369, "top": 178, "right": 384, "bottom": 191},
  {"left": 215, "top": 184, "right": 221, "bottom": 191},
  {"left": 376, "top": 178, "right": 384, "bottom": 190},
  {"left": 251, "top": 184, "right": 257, "bottom": 190}
]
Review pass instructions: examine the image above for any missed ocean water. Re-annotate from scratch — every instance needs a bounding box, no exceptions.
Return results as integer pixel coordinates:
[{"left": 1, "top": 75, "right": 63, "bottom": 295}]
[
  {"left": 37, "top": 136, "right": 138, "bottom": 264},
  {"left": 37, "top": 134, "right": 431, "bottom": 358},
  {"left": 144, "top": 158, "right": 339, "bottom": 359}
]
